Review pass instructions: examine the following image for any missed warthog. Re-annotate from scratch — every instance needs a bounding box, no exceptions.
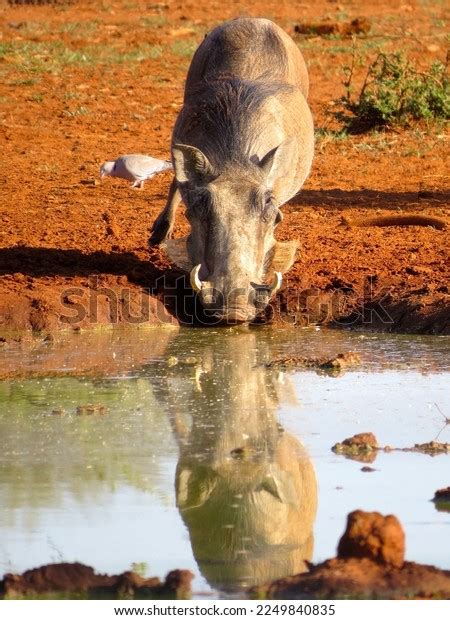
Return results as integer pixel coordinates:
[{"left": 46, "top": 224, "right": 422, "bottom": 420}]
[{"left": 150, "top": 17, "right": 314, "bottom": 323}]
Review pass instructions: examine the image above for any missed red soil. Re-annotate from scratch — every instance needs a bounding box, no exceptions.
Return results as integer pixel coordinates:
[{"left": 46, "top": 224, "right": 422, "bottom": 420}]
[{"left": 0, "top": 0, "right": 448, "bottom": 336}]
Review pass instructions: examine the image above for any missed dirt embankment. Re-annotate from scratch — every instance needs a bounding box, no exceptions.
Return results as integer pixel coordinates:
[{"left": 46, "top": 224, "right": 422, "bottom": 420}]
[
  {"left": 0, "top": 0, "right": 448, "bottom": 336},
  {"left": 0, "top": 564, "right": 193, "bottom": 599},
  {"left": 252, "top": 510, "right": 450, "bottom": 599}
]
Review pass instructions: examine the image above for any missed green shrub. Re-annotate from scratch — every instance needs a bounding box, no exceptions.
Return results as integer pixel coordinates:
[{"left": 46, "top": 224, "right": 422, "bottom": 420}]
[{"left": 343, "top": 51, "right": 449, "bottom": 129}]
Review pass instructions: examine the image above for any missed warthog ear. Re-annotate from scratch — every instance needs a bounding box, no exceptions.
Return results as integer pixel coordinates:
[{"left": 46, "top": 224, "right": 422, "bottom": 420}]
[
  {"left": 163, "top": 237, "right": 192, "bottom": 272},
  {"left": 259, "top": 137, "right": 297, "bottom": 187},
  {"left": 264, "top": 239, "right": 299, "bottom": 276},
  {"left": 172, "top": 144, "right": 216, "bottom": 184}
]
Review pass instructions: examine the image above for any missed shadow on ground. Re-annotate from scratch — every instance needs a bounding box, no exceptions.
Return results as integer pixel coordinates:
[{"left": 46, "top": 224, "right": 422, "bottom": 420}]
[{"left": 290, "top": 188, "right": 450, "bottom": 208}]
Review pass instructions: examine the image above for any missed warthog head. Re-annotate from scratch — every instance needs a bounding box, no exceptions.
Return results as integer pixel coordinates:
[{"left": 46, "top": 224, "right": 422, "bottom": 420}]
[{"left": 165, "top": 142, "right": 298, "bottom": 324}]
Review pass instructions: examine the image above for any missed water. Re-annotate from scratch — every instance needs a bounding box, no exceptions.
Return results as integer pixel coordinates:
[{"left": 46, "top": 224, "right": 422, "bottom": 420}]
[{"left": 0, "top": 327, "right": 449, "bottom": 596}]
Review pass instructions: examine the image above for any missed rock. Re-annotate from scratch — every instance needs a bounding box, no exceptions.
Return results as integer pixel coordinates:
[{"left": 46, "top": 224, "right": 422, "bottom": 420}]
[
  {"left": 337, "top": 510, "right": 405, "bottom": 568},
  {"left": 432, "top": 487, "right": 450, "bottom": 513},
  {"left": 433, "top": 486, "right": 450, "bottom": 500}
]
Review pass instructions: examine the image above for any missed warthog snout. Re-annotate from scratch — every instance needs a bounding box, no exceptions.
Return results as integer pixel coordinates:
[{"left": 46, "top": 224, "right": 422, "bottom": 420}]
[{"left": 190, "top": 264, "right": 282, "bottom": 323}]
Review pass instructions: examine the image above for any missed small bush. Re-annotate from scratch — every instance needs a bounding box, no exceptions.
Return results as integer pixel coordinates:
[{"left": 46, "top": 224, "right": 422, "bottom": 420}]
[{"left": 343, "top": 51, "right": 449, "bottom": 129}]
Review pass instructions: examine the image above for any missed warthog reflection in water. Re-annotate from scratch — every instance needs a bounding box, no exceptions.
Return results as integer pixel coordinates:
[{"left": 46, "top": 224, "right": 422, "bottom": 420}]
[{"left": 150, "top": 331, "right": 317, "bottom": 592}]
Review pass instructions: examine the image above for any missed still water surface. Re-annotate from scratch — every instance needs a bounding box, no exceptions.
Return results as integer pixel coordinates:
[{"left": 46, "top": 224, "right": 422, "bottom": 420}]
[{"left": 0, "top": 327, "right": 449, "bottom": 596}]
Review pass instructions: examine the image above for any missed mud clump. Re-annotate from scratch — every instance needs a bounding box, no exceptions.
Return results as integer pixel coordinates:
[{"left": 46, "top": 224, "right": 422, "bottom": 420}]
[
  {"left": 432, "top": 487, "right": 450, "bottom": 513},
  {"left": 267, "top": 352, "right": 361, "bottom": 374},
  {"left": 337, "top": 510, "right": 405, "bottom": 568},
  {"left": 339, "top": 432, "right": 378, "bottom": 450},
  {"left": 316, "top": 352, "right": 361, "bottom": 370},
  {"left": 76, "top": 404, "right": 108, "bottom": 416},
  {"left": 410, "top": 441, "right": 450, "bottom": 455},
  {"left": 332, "top": 432, "right": 378, "bottom": 462},
  {"left": 252, "top": 511, "right": 450, "bottom": 599},
  {"left": 294, "top": 18, "right": 371, "bottom": 37},
  {"left": 0, "top": 563, "right": 193, "bottom": 599}
]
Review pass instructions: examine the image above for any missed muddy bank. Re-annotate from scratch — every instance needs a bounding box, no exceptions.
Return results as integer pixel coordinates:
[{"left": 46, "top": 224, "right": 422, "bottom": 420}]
[
  {"left": 1, "top": 243, "right": 448, "bottom": 336},
  {"left": 252, "top": 510, "right": 450, "bottom": 599},
  {"left": 0, "top": 563, "right": 193, "bottom": 599},
  {"left": 0, "top": 262, "right": 178, "bottom": 335},
  {"left": 0, "top": 207, "right": 448, "bottom": 337}
]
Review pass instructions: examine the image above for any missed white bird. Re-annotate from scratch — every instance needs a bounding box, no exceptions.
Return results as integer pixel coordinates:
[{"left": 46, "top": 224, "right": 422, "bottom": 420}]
[{"left": 100, "top": 154, "right": 172, "bottom": 189}]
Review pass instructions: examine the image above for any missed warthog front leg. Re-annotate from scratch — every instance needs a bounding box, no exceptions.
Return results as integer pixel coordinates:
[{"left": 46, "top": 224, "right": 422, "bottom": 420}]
[{"left": 149, "top": 178, "right": 182, "bottom": 246}]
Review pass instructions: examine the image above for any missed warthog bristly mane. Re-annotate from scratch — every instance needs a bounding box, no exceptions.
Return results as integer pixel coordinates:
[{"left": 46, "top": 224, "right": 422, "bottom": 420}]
[{"left": 181, "top": 78, "right": 295, "bottom": 167}]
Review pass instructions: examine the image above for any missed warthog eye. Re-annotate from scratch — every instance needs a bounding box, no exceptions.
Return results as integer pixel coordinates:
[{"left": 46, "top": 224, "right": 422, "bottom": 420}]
[
  {"left": 260, "top": 191, "right": 276, "bottom": 222},
  {"left": 185, "top": 189, "right": 211, "bottom": 220}
]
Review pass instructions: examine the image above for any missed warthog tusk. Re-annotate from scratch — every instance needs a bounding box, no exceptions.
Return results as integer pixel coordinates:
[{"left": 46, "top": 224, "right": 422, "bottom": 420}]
[
  {"left": 190, "top": 264, "right": 203, "bottom": 293},
  {"left": 269, "top": 271, "right": 282, "bottom": 295}
]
